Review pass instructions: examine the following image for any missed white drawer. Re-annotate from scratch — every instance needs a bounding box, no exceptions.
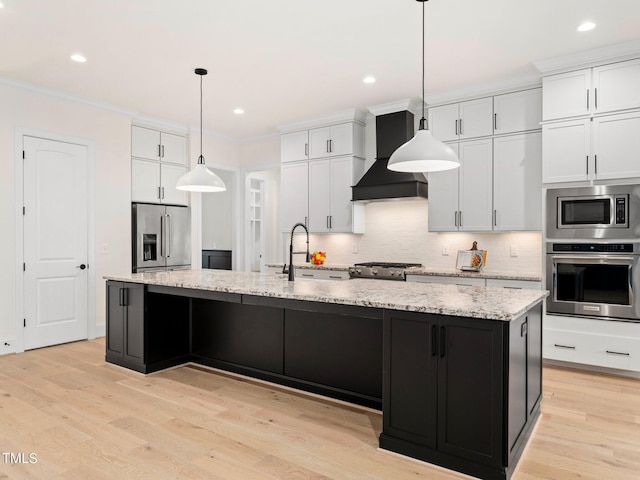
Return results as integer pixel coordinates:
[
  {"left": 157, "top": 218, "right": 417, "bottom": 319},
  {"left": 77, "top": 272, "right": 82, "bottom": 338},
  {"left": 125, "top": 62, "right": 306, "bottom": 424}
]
[
  {"left": 544, "top": 327, "right": 640, "bottom": 372},
  {"left": 406, "top": 275, "right": 486, "bottom": 287}
]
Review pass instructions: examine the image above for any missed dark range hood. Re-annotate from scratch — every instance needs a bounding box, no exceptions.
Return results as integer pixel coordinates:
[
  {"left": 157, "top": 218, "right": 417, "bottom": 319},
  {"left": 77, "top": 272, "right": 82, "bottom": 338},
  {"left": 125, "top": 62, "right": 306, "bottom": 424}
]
[{"left": 352, "top": 110, "right": 428, "bottom": 201}]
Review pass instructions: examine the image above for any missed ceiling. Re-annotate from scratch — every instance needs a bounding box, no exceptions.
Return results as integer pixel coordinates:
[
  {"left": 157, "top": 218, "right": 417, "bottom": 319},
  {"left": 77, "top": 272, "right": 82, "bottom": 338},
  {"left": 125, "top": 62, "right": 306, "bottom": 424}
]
[{"left": 1, "top": 0, "right": 640, "bottom": 141}]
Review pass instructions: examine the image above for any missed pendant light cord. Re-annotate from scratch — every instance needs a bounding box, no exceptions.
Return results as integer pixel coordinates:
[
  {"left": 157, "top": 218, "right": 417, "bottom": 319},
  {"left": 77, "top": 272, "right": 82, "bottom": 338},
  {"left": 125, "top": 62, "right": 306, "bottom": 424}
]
[
  {"left": 419, "top": 0, "right": 427, "bottom": 130},
  {"left": 199, "top": 72, "right": 204, "bottom": 165}
]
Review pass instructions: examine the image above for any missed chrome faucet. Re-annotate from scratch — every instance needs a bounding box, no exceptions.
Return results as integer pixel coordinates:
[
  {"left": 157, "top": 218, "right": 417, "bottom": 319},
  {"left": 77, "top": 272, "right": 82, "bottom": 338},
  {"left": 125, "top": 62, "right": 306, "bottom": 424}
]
[{"left": 283, "top": 222, "right": 310, "bottom": 281}]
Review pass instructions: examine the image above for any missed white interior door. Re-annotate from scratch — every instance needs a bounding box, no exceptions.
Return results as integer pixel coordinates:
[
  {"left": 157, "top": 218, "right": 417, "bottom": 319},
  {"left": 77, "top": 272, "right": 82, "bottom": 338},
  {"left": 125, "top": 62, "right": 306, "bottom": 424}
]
[{"left": 23, "top": 136, "right": 88, "bottom": 350}]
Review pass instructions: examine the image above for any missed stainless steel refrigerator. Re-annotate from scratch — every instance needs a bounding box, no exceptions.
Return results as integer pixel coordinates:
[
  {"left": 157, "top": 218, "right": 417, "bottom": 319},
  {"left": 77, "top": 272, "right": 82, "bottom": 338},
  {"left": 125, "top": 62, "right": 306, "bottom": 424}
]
[{"left": 132, "top": 203, "right": 191, "bottom": 273}]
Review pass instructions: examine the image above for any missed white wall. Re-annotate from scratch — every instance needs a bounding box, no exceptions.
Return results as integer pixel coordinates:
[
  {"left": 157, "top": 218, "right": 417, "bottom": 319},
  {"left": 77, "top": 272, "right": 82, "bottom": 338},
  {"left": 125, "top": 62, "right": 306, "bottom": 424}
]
[
  {"left": 0, "top": 83, "right": 132, "bottom": 347},
  {"left": 201, "top": 168, "right": 235, "bottom": 250}
]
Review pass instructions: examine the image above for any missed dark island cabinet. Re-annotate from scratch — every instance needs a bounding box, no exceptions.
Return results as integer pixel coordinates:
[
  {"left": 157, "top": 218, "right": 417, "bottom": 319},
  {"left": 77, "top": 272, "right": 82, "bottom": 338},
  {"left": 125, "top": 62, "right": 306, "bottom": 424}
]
[
  {"left": 106, "top": 281, "right": 145, "bottom": 368},
  {"left": 106, "top": 281, "right": 190, "bottom": 373},
  {"left": 381, "top": 304, "right": 542, "bottom": 480}
]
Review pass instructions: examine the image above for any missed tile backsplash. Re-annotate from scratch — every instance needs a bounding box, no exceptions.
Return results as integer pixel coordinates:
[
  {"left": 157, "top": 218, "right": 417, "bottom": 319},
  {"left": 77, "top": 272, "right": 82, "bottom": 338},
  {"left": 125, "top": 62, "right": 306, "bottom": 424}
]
[{"left": 289, "top": 198, "right": 542, "bottom": 274}]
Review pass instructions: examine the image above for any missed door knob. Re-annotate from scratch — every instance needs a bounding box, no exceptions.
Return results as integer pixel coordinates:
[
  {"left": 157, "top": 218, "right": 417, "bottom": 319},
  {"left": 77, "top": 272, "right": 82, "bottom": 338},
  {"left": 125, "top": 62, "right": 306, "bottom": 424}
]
[{"left": 77, "top": 264, "right": 87, "bottom": 270}]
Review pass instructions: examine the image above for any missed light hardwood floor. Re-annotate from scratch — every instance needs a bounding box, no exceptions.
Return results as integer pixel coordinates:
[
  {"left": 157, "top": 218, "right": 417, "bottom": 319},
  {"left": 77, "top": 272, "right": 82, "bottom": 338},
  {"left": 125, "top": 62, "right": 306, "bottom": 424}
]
[{"left": 0, "top": 338, "right": 639, "bottom": 479}]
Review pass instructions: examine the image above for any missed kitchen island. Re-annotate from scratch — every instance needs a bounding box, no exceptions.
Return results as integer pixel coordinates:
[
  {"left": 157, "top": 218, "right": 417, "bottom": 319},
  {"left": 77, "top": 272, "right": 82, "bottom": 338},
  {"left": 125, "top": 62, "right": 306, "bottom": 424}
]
[{"left": 104, "top": 269, "right": 547, "bottom": 480}]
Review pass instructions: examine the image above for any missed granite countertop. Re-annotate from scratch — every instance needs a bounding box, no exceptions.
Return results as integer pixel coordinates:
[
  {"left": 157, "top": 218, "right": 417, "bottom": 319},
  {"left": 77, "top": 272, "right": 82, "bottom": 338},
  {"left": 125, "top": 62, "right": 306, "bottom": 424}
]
[
  {"left": 265, "top": 263, "right": 541, "bottom": 282},
  {"left": 105, "top": 269, "right": 547, "bottom": 322},
  {"left": 408, "top": 268, "right": 542, "bottom": 282}
]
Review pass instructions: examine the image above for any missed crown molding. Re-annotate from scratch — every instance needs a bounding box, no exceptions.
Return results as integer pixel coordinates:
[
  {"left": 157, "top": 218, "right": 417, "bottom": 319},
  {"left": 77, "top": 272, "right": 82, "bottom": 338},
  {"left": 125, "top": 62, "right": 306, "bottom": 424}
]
[
  {"left": 534, "top": 39, "right": 640, "bottom": 75},
  {"left": 276, "top": 108, "right": 368, "bottom": 133},
  {"left": 424, "top": 73, "right": 542, "bottom": 107},
  {"left": 367, "top": 98, "right": 421, "bottom": 117},
  {"left": 0, "top": 75, "right": 138, "bottom": 117},
  {"left": 133, "top": 115, "right": 190, "bottom": 136}
]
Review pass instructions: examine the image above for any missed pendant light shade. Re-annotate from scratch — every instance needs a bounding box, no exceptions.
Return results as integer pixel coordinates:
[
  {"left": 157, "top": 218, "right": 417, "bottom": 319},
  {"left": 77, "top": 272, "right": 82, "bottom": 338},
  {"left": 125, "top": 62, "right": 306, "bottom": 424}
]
[
  {"left": 387, "top": 0, "right": 459, "bottom": 173},
  {"left": 176, "top": 68, "right": 226, "bottom": 193}
]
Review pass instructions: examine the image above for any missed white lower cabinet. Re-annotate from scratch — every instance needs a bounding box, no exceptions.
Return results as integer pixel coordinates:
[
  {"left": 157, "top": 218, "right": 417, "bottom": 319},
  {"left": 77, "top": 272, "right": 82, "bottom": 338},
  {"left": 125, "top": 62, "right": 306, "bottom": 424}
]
[
  {"left": 264, "top": 266, "right": 349, "bottom": 280},
  {"left": 131, "top": 159, "right": 188, "bottom": 205},
  {"left": 544, "top": 315, "right": 640, "bottom": 372},
  {"left": 406, "top": 275, "right": 541, "bottom": 289}
]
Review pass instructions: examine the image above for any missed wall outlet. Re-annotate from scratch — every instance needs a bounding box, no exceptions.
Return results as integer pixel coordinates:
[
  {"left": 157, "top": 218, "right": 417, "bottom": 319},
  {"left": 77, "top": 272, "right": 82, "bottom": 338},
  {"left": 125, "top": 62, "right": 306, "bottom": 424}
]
[
  {"left": 352, "top": 242, "right": 358, "bottom": 254},
  {"left": 100, "top": 243, "right": 109, "bottom": 255},
  {"left": 510, "top": 245, "right": 519, "bottom": 257},
  {"left": 442, "top": 244, "right": 450, "bottom": 256}
]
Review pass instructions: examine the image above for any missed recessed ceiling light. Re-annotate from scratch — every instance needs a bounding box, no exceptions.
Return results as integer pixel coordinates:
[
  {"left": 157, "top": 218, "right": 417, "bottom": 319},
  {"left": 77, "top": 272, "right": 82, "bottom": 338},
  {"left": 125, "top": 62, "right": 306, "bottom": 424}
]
[
  {"left": 0, "top": 3, "right": 4, "bottom": 8},
  {"left": 363, "top": 75, "right": 376, "bottom": 84},
  {"left": 577, "top": 21, "right": 596, "bottom": 32},
  {"left": 70, "top": 53, "right": 87, "bottom": 63},
  {"left": 233, "top": 108, "right": 244, "bottom": 115}
]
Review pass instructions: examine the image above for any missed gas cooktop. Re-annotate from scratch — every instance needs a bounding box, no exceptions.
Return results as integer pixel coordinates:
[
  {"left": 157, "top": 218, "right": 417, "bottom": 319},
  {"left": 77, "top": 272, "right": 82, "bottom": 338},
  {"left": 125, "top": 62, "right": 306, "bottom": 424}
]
[{"left": 348, "top": 262, "right": 423, "bottom": 281}]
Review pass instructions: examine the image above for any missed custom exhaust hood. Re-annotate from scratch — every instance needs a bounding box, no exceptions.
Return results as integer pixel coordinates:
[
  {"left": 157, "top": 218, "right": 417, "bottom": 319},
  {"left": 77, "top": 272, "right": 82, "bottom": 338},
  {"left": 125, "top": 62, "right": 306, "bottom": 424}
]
[{"left": 351, "top": 110, "right": 428, "bottom": 202}]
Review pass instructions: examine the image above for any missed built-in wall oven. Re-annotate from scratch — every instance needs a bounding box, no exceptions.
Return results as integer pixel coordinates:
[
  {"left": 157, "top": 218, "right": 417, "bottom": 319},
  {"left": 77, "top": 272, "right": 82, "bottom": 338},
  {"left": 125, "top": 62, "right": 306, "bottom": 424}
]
[
  {"left": 547, "top": 184, "right": 640, "bottom": 239},
  {"left": 546, "top": 242, "right": 640, "bottom": 322}
]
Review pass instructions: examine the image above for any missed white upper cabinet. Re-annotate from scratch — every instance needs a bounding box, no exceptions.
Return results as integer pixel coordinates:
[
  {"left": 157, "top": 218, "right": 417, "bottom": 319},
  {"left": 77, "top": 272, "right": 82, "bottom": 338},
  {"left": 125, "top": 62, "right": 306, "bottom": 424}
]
[
  {"left": 428, "top": 140, "right": 493, "bottom": 232},
  {"left": 542, "top": 119, "right": 591, "bottom": 183},
  {"left": 309, "top": 123, "right": 364, "bottom": 159},
  {"left": 542, "top": 59, "right": 640, "bottom": 121},
  {"left": 281, "top": 131, "right": 309, "bottom": 163},
  {"left": 429, "top": 98, "right": 494, "bottom": 142},
  {"left": 280, "top": 161, "right": 309, "bottom": 231},
  {"left": 591, "top": 111, "right": 640, "bottom": 180},
  {"left": 427, "top": 144, "right": 460, "bottom": 232},
  {"left": 592, "top": 59, "right": 640, "bottom": 114},
  {"left": 131, "top": 125, "right": 188, "bottom": 205},
  {"left": 493, "top": 89, "right": 542, "bottom": 135},
  {"left": 493, "top": 132, "right": 542, "bottom": 231},
  {"left": 131, "top": 125, "right": 187, "bottom": 165},
  {"left": 542, "top": 69, "right": 591, "bottom": 121},
  {"left": 458, "top": 139, "right": 494, "bottom": 231},
  {"left": 307, "top": 156, "right": 364, "bottom": 233}
]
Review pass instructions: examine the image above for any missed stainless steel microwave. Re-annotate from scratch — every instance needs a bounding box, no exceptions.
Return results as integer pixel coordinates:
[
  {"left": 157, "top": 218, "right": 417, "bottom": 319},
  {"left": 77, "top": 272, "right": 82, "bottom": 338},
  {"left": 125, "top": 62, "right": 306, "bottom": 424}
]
[{"left": 547, "top": 184, "right": 640, "bottom": 239}]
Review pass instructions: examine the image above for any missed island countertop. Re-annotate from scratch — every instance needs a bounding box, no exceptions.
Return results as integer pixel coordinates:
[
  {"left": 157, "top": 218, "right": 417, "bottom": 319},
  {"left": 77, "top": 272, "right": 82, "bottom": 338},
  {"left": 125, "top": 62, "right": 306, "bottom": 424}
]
[{"left": 105, "top": 269, "right": 547, "bottom": 321}]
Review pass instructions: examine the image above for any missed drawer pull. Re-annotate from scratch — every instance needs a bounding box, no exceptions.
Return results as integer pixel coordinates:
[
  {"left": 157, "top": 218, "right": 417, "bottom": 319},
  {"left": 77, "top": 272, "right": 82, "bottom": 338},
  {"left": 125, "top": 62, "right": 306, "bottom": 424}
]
[
  {"left": 554, "top": 343, "right": 576, "bottom": 350},
  {"left": 301, "top": 273, "right": 314, "bottom": 277},
  {"left": 606, "top": 350, "right": 630, "bottom": 356},
  {"left": 329, "top": 275, "right": 342, "bottom": 279}
]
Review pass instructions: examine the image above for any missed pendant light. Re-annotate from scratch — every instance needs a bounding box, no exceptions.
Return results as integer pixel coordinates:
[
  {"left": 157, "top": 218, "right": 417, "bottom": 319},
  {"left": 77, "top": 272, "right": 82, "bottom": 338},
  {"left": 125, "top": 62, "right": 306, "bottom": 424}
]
[
  {"left": 176, "top": 68, "right": 226, "bottom": 192},
  {"left": 387, "top": 0, "right": 460, "bottom": 173}
]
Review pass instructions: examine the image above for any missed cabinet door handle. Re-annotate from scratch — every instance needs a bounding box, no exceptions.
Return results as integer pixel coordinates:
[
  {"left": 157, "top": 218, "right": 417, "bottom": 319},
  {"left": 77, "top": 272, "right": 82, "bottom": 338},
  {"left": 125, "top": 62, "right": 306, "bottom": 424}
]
[
  {"left": 161, "top": 145, "right": 165, "bottom": 158},
  {"left": 493, "top": 209, "right": 497, "bottom": 227},
  {"left": 329, "top": 215, "right": 332, "bottom": 229},
  {"left": 459, "top": 118, "right": 463, "bottom": 135},
  {"left": 329, "top": 275, "right": 342, "bottom": 279},
  {"left": 594, "top": 154, "right": 598, "bottom": 175},
  {"left": 521, "top": 321, "right": 528, "bottom": 337},
  {"left": 161, "top": 187, "right": 165, "bottom": 199},
  {"left": 586, "top": 89, "right": 589, "bottom": 110},
  {"left": 606, "top": 350, "right": 630, "bottom": 356},
  {"left": 326, "top": 216, "right": 330, "bottom": 229},
  {"left": 594, "top": 88, "right": 598, "bottom": 109},
  {"left": 454, "top": 211, "right": 458, "bottom": 227},
  {"left": 119, "top": 287, "right": 128, "bottom": 306},
  {"left": 554, "top": 343, "right": 576, "bottom": 349},
  {"left": 304, "top": 143, "right": 308, "bottom": 157},
  {"left": 158, "top": 144, "right": 162, "bottom": 158},
  {"left": 326, "top": 139, "right": 330, "bottom": 153},
  {"left": 329, "top": 139, "right": 333, "bottom": 153},
  {"left": 494, "top": 113, "right": 497, "bottom": 131},
  {"left": 459, "top": 211, "right": 463, "bottom": 227},
  {"left": 455, "top": 119, "right": 458, "bottom": 136},
  {"left": 158, "top": 186, "right": 161, "bottom": 199},
  {"left": 440, "top": 326, "right": 446, "bottom": 358},
  {"left": 586, "top": 155, "right": 589, "bottom": 175},
  {"left": 431, "top": 324, "right": 438, "bottom": 356},
  {"left": 302, "top": 273, "right": 314, "bottom": 277},
  {"left": 304, "top": 216, "right": 308, "bottom": 227},
  {"left": 119, "top": 287, "right": 124, "bottom": 306}
]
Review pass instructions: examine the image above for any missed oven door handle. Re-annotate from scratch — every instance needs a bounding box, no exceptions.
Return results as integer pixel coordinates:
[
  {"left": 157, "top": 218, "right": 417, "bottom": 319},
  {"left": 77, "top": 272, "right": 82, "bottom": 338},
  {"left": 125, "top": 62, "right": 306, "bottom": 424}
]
[{"left": 550, "top": 255, "right": 636, "bottom": 263}]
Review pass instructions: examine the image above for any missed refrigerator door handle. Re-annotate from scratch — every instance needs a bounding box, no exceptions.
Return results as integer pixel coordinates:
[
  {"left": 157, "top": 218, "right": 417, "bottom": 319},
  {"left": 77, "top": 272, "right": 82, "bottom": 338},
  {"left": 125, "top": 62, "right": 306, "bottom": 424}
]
[
  {"left": 166, "top": 214, "right": 172, "bottom": 258},
  {"left": 160, "top": 215, "right": 165, "bottom": 258}
]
